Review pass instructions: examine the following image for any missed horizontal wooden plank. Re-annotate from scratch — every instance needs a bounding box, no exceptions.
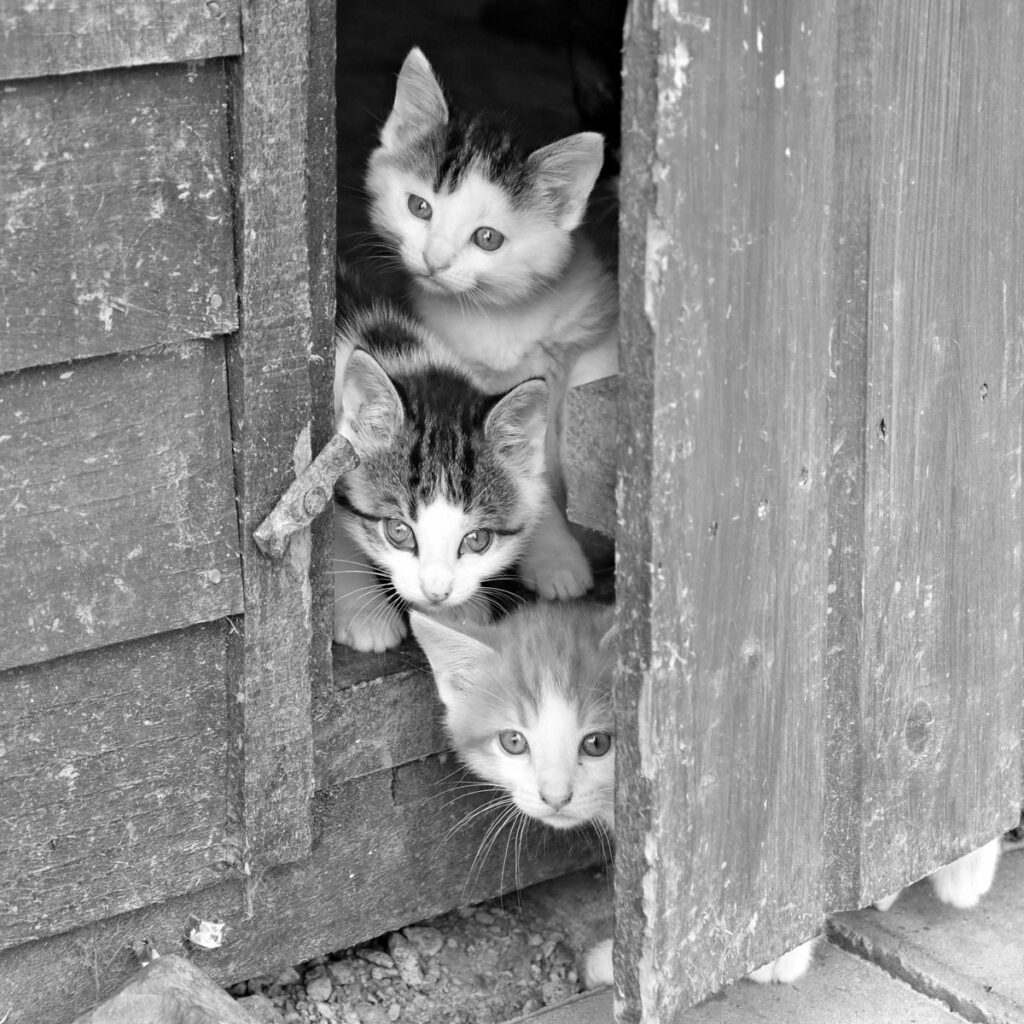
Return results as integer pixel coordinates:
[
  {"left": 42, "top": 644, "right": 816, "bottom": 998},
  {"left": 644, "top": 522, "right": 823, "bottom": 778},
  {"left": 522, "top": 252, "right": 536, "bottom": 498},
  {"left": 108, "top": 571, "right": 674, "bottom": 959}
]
[
  {"left": 0, "top": 0, "right": 242, "bottom": 82},
  {"left": 0, "top": 756, "right": 599, "bottom": 1024},
  {"left": 0, "top": 623, "right": 230, "bottom": 950},
  {"left": 0, "top": 63, "right": 237, "bottom": 372},
  {"left": 0, "top": 341, "right": 243, "bottom": 671},
  {"left": 564, "top": 375, "right": 618, "bottom": 537}
]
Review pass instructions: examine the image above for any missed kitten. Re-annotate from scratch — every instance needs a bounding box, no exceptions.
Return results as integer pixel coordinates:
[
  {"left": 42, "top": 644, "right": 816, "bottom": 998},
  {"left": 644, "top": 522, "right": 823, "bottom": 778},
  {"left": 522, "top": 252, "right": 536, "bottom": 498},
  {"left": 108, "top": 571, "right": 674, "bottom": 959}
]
[
  {"left": 332, "top": 300, "right": 548, "bottom": 652},
  {"left": 366, "top": 47, "right": 619, "bottom": 600},
  {"left": 873, "top": 837, "right": 1002, "bottom": 912},
  {"left": 410, "top": 602, "right": 816, "bottom": 989}
]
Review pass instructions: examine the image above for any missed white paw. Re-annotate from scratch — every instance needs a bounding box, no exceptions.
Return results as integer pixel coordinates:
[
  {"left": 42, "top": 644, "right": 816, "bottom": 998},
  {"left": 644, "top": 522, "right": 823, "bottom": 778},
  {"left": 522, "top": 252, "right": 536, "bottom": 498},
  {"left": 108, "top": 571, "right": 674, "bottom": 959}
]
[
  {"left": 873, "top": 891, "right": 900, "bottom": 912},
  {"left": 520, "top": 533, "right": 593, "bottom": 600},
  {"left": 334, "top": 601, "right": 407, "bottom": 652},
  {"left": 582, "top": 938, "right": 613, "bottom": 990},
  {"left": 747, "top": 938, "right": 815, "bottom": 985},
  {"left": 929, "top": 837, "right": 1001, "bottom": 908}
]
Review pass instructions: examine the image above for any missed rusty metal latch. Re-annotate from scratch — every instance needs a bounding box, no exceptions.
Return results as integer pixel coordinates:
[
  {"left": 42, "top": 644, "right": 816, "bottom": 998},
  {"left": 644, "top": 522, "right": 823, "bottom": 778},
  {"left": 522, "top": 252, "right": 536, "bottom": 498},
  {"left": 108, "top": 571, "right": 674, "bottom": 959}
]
[{"left": 253, "top": 433, "right": 359, "bottom": 559}]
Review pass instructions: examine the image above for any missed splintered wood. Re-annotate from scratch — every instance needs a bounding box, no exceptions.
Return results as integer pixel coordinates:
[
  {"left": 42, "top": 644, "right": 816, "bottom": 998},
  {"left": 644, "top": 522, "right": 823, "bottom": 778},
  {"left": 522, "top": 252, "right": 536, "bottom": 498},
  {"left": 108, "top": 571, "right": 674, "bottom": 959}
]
[{"left": 253, "top": 433, "right": 359, "bottom": 560}]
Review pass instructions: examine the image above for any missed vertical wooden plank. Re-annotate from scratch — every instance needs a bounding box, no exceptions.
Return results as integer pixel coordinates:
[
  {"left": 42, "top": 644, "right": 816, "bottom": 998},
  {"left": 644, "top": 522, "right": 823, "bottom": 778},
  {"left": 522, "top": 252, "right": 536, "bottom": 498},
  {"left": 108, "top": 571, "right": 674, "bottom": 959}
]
[
  {"left": 616, "top": 0, "right": 834, "bottom": 1016},
  {"left": 224, "top": 0, "right": 334, "bottom": 869},
  {"left": 855, "top": 0, "right": 1024, "bottom": 899}
]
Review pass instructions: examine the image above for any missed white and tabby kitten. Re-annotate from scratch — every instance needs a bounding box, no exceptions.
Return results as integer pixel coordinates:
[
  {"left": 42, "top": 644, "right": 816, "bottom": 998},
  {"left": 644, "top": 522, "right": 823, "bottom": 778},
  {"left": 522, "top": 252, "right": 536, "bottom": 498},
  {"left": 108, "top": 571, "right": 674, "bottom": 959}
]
[
  {"left": 366, "top": 47, "right": 618, "bottom": 601},
  {"left": 332, "top": 301, "right": 548, "bottom": 652},
  {"left": 410, "top": 602, "right": 815, "bottom": 988}
]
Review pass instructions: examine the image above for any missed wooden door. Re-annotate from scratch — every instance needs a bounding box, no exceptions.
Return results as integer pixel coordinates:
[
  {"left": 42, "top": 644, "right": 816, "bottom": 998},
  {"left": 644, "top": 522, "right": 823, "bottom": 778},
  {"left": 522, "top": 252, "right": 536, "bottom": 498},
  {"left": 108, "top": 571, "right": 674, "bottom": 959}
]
[
  {"left": 0, "top": 1, "right": 334, "bottom": 1017},
  {"left": 613, "top": 0, "right": 1024, "bottom": 1017}
]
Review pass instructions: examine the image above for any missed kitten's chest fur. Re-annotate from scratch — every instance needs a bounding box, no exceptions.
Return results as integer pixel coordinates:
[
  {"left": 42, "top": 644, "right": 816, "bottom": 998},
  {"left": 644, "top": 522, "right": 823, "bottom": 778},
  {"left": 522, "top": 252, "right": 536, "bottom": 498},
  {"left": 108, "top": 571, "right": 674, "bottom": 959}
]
[{"left": 413, "top": 238, "right": 618, "bottom": 393}]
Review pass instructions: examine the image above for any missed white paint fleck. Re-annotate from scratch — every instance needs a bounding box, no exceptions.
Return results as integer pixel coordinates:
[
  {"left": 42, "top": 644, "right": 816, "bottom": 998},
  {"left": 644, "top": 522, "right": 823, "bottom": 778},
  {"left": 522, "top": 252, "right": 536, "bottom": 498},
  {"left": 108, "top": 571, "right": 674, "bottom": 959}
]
[
  {"left": 150, "top": 194, "right": 166, "bottom": 220},
  {"left": 59, "top": 370, "right": 73, "bottom": 380},
  {"left": 756, "top": 26, "right": 764, "bottom": 52},
  {"left": 785, "top": 147, "right": 792, "bottom": 158},
  {"left": 57, "top": 764, "right": 79, "bottom": 784},
  {"left": 775, "top": 69, "right": 786, "bottom": 89}
]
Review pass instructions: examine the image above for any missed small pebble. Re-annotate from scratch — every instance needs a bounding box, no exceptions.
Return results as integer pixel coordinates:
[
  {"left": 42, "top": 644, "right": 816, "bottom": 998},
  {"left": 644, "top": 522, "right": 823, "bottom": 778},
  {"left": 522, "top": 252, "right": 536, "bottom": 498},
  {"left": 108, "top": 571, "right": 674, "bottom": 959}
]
[
  {"left": 474, "top": 910, "right": 495, "bottom": 925},
  {"left": 355, "top": 1004, "right": 388, "bottom": 1024},
  {"left": 387, "top": 1004, "right": 402, "bottom": 1022},
  {"left": 328, "top": 961, "right": 357, "bottom": 985},
  {"left": 306, "top": 975, "right": 334, "bottom": 1002},
  {"left": 403, "top": 926, "right": 444, "bottom": 957},
  {"left": 527, "top": 933, "right": 544, "bottom": 947},
  {"left": 387, "top": 933, "right": 425, "bottom": 989},
  {"left": 229, "top": 982, "right": 249, "bottom": 998},
  {"left": 316, "top": 1001, "right": 337, "bottom": 1021},
  {"left": 521, "top": 998, "right": 543, "bottom": 1015},
  {"left": 276, "top": 966, "right": 302, "bottom": 987}
]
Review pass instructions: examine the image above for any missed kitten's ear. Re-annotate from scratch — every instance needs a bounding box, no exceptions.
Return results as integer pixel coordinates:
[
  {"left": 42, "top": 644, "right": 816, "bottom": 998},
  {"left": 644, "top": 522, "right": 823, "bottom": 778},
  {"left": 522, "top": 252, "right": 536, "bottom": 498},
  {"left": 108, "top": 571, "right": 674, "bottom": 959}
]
[
  {"left": 410, "top": 611, "right": 497, "bottom": 708},
  {"left": 528, "top": 132, "right": 605, "bottom": 230},
  {"left": 380, "top": 48, "right": 449, "bottom": 150},
  {"left": 338, "top": 349, "right": 404, "bottom": 452},
  {"left": 484, "top": 379, "right": 548, "bottom": 476}
]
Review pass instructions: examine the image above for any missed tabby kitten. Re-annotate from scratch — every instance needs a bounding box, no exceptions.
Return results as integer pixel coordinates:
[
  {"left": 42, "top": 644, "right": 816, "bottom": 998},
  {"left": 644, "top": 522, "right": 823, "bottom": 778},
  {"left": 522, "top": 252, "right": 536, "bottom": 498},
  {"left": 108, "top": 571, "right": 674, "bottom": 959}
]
[
  {"left": 332, "top": 301, "right": 548, "bottom": 652},
  {"left": 366, "top": 47, "right": 618, "bottom": 601},
  {"left": 410, "top": 602, "right": 815, "bottom": 988}
]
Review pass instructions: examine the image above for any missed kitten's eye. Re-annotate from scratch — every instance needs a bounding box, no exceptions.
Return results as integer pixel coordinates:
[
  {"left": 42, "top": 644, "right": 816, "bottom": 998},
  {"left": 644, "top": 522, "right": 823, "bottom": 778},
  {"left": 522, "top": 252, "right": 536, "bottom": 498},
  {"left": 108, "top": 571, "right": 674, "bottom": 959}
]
[
  {"left": 472, "top": 226, "right": 504, "bottom": 251},
  {"left": 581, "top": 732, "right": 612, "bottom": 758},
  {"left": 498, "top": 729, "right": 528, "bottom": 755},
  {"left": 459, "top": 529, "right": 493, "bottom": 555},
  {"left": 408, "top": 194, "right": 433, "bottom": 220},
  {"left": 383, "top": 518, "right": 415, "bottom": 550}
]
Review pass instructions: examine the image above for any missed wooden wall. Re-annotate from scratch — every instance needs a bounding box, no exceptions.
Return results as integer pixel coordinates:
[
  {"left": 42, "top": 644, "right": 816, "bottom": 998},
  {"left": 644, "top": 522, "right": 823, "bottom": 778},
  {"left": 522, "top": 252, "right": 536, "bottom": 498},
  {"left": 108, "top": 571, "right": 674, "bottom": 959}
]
[{"left": 608, "top": 0, "right": 1024, "bottom": 1018}]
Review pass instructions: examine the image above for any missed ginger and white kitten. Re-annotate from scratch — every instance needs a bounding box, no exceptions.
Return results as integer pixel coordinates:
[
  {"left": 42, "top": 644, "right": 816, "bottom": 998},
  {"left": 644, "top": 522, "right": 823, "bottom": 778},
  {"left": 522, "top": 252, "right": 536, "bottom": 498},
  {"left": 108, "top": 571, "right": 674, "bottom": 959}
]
[
  {"left": 873, "top": 837, "right": 1001, "bottom": 912},
  {"left": 332, "top": 301, "right": 548, "bottom": 652},
  {"left": 366, "top": 47, "right": 618, "bottom": 601},
  {"left": 410, "top": 602, "right": 815, "bottom": 989}
]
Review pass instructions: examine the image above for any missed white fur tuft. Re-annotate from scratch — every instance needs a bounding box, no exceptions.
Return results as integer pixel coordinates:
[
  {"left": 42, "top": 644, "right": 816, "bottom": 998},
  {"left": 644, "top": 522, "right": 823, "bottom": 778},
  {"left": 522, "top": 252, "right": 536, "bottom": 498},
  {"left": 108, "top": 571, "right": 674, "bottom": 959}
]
[{"left": 747, "top": 938, "right": 816, "bottom": 985}]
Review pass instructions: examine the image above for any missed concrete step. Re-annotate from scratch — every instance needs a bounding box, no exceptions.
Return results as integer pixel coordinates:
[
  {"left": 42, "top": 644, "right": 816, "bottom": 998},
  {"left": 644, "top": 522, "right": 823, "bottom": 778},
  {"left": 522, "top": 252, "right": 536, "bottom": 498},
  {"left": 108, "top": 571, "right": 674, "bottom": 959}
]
[{"left": 506, "top": 848, "right": 1024, "bottom": 1023}]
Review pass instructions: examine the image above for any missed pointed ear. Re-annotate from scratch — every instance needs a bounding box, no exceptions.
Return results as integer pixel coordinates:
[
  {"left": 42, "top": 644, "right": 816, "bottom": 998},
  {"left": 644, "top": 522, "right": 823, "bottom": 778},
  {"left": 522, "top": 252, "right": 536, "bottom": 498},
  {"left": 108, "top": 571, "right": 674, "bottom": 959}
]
[
  {"left": 410, "top": 611, "right": 496, "bottom": 708},
  {"left": 528, "top": 132, "right": 605, "bottom": 230},
  {"left": 484, "top": 379, "right": 548, "bottom": 476},
  {"left": 380, "top": 47, "right": 449, "bottom": 150},
  {"left": 338, "top": 349, "right": 404, "bottom": 451}
]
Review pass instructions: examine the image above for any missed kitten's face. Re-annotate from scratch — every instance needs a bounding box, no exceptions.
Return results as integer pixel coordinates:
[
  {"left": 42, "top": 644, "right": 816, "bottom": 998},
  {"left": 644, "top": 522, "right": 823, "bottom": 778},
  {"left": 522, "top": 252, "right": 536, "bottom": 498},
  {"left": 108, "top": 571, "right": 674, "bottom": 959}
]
[
  {"left": 411, "top": 602, "right": 616, "bottom": 830},
  {"left": 367, "top": 48, "right": 604, "bottom": 305},
  {"left": 335, "top": 312, "right": 548, "bottom": 613}
]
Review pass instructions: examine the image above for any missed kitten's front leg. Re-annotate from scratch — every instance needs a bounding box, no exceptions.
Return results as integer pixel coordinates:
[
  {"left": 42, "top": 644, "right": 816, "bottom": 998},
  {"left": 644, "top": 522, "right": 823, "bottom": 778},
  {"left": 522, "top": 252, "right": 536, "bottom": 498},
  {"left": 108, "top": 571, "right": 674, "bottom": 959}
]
[
  {"left": 519, "top": 491, "right": 593, "bottom": 600},
  {"left": 333, "top": 508, "right": 408, "bottom": 652}
]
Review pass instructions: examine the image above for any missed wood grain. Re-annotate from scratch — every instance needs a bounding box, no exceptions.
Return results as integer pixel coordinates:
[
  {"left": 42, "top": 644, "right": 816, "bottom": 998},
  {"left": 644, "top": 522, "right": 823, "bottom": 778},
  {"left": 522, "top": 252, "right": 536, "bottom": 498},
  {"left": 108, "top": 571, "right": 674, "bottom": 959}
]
[
  {"left": 855, "top": 0, "right": 1024, "bottom": 899},
  {"left": 223, "top": 0, "right": 335, "bottom": 870},
  {"left": 0, "top": 342, "right": 243, "bottom": 671},
  {"left": 0, "top": 63, "right": 237, "bottom": 372},
  {"left": 0, "top": 623, "right": 230, "bottom": 952},
  {"left": 0, "top": 0, "right": 242, "bottom": 81},
  {"left": 615, "top": 0, "right": 834, "bottom": 1014},
  {"left": 564, "top": 376, "right": 618, "bottom": 536},
  {"left": 0, "top": 756, "right": 598, "bottom": 1024}
]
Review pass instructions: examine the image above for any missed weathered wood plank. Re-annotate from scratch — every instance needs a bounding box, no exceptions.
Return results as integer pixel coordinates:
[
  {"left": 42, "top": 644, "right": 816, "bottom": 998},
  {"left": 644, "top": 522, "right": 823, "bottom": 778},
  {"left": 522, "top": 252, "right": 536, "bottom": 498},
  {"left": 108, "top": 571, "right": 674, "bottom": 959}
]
[
  {"left": 0, "top": 63, "right": 237, "bottom": 372},
  {"left": 855, "top": 0, "right": 1024, "bottom": 899},
  {"left": 0, "top": 623, "right": 230, "bottom": 952},
  {"left": 564, "top": 376, "right": 618, "bottom": 536},
  {"left": 223, "top": 0, "right": 335, "bottom": 870},
  {"left": 0, "top": 756, "right": 598, "bottom": 1024},
  {"left": 615, "top": 0, "right": 834, "bottom": 1015},
  {"left": 0, "top": 342, "right": 243, "bottom": 671},
  {"left": 0, "top": 0, "right": 242, "bottom": 81}
]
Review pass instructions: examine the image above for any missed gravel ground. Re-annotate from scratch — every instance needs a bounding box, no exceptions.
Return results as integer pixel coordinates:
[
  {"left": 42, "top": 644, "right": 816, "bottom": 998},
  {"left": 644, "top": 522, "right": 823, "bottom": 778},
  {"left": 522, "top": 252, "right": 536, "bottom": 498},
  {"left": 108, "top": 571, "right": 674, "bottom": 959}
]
[{"left": 227, "top": 868, "right": 612, "bottom": 1024}]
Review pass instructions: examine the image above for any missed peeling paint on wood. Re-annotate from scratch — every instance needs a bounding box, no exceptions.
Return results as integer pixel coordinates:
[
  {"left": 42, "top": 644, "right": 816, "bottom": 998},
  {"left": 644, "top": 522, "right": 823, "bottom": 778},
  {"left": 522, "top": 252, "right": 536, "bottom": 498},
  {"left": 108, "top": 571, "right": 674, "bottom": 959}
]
[
  {"left": 0, "top": 63, "right": 237, "bottom": 372},
  {"left": 0, "top": 342, "right": 243, "bottom": 671},
  {"left": 0, "top": 623, "right": 230, "bottom": 951},
  {"left": 0, "top": 0, "right": 242, "bottom": 81}
]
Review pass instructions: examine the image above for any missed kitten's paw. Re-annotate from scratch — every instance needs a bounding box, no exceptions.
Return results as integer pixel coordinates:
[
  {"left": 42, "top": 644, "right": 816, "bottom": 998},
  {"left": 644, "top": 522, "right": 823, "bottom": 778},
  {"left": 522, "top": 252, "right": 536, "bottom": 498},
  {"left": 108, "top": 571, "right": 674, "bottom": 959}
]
[
  {"left": 520, "top": 532, "right": 593, "bottom": 600},
  {"left": 334, "top": 603, "right": 407, "bottom": 652},
  {"left": 582, "top": 938, "right": 614, "bottom": 990},
  {"left": 929, "top": 837, "right": 1001, "bottom": 908},
  {"left": 747, "top": 938, "right": 815, "bottom": 985}
]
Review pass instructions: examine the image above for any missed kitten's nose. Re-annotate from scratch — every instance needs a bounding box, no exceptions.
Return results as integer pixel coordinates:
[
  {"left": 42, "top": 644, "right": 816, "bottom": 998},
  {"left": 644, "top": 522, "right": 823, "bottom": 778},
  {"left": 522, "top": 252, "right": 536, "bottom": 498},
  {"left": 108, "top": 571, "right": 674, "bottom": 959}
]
[
  {"left": 423, "top": 252, "right": 451, "bottom": 275},
  {"left": 420, "top": 570, "right": 453, "bottom": 604},
  {"left": 423, "top": 241, "right": 454, "bottom": 274},
  {"left": 540, "top": 788, "right": 572, "bottom": 811}
]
